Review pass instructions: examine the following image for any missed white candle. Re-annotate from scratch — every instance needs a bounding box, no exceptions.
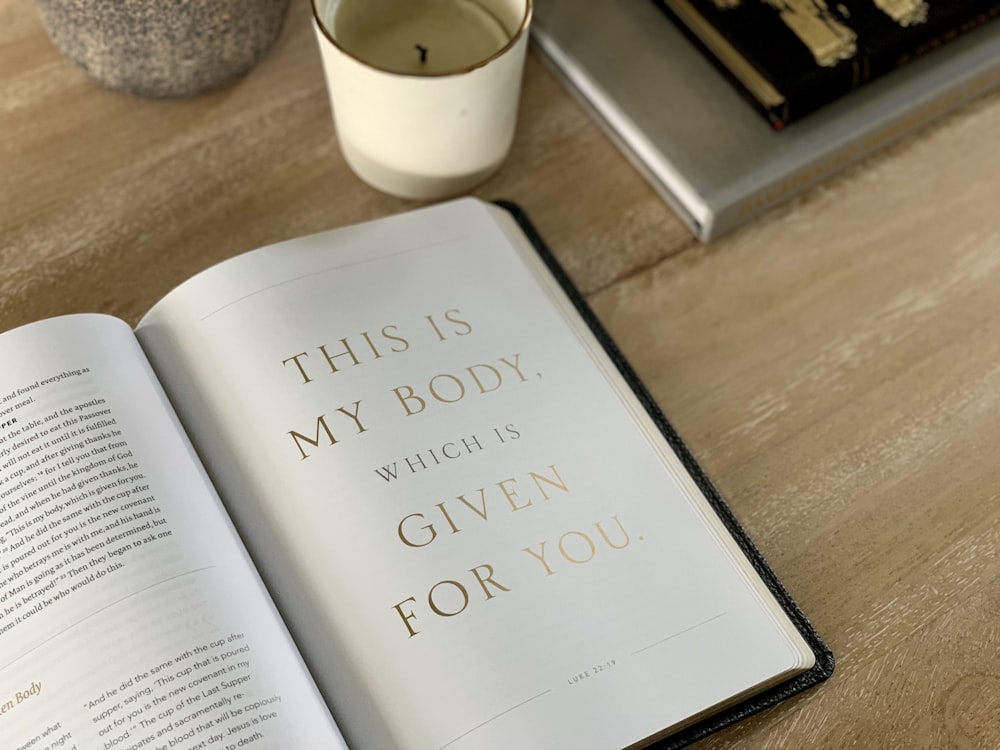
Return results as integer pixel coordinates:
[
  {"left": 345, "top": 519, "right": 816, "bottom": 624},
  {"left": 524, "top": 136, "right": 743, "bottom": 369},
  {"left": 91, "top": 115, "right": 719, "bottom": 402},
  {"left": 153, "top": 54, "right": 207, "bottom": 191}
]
[{"left": 312, "top": 0, "right": 532, "bottom": 201}]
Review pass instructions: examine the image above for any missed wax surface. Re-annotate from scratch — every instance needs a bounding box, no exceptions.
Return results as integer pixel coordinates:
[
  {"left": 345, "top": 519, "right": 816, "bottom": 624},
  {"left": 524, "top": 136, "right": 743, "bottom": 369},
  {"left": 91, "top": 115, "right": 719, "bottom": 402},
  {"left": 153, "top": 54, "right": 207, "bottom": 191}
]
[{"left": 333, "top": 0, "right": 510, "bottom": 74}]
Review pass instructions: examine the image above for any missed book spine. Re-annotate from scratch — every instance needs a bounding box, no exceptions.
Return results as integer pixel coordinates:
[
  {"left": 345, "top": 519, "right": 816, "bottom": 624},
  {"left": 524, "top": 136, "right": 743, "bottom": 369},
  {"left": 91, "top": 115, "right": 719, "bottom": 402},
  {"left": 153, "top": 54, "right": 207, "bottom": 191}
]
[{"left": 650, "top": 0, "right": 791, "bottom": 127}]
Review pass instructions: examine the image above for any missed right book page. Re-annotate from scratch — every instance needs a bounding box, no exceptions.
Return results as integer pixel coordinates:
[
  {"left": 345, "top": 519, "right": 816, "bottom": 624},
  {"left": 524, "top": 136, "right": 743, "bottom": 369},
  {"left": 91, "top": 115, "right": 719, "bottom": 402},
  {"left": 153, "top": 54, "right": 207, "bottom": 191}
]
[{"left": 135, "top": 198, "right": 824, "bottom": 750}]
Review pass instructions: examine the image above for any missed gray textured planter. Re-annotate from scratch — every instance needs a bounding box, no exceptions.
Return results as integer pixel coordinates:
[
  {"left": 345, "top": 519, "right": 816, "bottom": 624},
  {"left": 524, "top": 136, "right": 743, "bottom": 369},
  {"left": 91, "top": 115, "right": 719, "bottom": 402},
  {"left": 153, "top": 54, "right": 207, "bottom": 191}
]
[{"left": 35, "top": 0, "right": 290, "bottom": 97}]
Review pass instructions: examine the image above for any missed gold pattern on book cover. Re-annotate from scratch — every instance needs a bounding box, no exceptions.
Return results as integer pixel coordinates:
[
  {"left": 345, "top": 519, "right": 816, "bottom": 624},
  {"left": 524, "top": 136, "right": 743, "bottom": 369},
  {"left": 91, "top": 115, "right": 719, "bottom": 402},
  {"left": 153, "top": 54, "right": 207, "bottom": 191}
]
[
  {"left": 874, "top": 0, "right": 928, "bottom": 26},
  {"left": 763, "top": 0, "right": 856, "bottom": 66},
  {"left": 708, "top": 1, "right": 932, "bottom": 66}
]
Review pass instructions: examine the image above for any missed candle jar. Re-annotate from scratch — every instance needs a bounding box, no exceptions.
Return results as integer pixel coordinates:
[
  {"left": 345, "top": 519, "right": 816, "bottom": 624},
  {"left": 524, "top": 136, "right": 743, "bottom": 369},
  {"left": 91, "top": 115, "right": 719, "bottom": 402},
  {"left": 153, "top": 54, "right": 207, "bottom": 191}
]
[
  {"left": 34, "top": 0, "right": 289, "bottom": 98},
  {"left": 312, "top": 0, "right": 532, "bottom": 200}
]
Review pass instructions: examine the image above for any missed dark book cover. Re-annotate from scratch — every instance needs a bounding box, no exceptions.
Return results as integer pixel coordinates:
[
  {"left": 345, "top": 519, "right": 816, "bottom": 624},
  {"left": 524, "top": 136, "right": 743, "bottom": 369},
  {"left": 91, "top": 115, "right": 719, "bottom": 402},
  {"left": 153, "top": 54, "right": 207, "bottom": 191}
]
[{"left": 653, "top": 0, "right": 1000, "bottom": 127}]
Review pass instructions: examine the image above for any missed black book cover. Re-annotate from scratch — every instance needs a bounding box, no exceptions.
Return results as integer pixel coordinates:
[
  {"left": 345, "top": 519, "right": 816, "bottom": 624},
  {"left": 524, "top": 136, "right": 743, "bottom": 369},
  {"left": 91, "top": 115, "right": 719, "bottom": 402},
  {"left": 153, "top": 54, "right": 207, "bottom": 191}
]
[
  {"left": 653, "top": 0, "right": 1000, "bottom": 127},
  {"left": 495, "top": 200, "right": 834, "bottom": 747}
]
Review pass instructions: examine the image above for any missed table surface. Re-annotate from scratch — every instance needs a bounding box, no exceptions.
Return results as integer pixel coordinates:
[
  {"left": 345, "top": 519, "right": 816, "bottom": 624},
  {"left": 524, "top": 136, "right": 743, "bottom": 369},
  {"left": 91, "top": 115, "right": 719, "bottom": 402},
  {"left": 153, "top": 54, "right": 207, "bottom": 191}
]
[{"left": 4, "top": 1, "right": 1000, "bottom": 747}]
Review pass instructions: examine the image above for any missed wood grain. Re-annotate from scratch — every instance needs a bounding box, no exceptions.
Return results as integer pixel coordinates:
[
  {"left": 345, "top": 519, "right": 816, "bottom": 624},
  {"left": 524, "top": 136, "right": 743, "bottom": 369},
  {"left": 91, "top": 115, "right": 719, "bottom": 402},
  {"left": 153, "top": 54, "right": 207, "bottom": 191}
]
[
  {"left": 4, "top": 0, "right": 1000, "bottom": 747},
  {"left": 587, "top": 86, "right": 1000, "bottom": 748}
]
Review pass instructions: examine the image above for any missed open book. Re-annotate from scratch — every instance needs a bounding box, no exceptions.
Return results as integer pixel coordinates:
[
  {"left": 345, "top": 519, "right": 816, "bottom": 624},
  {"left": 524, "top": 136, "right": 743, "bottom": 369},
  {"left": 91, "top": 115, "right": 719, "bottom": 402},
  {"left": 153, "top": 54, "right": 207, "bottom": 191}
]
[{"left": 0, "top": 199, "right": 832, "bottom": 750}]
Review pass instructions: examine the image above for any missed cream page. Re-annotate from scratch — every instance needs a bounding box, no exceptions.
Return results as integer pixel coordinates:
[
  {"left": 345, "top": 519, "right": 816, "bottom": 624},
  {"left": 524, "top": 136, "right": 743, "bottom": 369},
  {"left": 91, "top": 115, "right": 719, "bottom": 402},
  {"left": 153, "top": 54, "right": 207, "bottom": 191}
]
[
  {"left": 0, "top": 315, "right": 347, "bottom": 750},
  {"left": 136, "top": 199, "right": 813, "bottom": 750}
]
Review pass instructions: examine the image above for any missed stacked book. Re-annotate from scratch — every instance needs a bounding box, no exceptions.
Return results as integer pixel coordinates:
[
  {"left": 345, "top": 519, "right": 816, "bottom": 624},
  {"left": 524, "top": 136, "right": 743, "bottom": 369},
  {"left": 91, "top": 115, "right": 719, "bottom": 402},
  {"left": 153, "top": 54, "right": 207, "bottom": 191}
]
[{"left": 533, "top": 0, "right": 1000, "bottom": 240}]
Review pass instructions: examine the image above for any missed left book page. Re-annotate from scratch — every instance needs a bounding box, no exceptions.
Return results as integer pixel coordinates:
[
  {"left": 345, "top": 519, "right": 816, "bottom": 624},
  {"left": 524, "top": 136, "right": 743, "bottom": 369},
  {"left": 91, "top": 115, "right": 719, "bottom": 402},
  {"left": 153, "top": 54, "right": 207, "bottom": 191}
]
[{"left": 0, "top": 315, "right": 347, "bottom": 749}]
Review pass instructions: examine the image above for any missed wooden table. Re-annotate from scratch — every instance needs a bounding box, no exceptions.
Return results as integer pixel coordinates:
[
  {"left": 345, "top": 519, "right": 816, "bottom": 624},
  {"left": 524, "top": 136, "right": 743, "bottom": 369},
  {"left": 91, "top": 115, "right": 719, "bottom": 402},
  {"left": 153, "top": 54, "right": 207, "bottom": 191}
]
[{"left": 4, "top": 1, "right": 1000, "bottom": 747}]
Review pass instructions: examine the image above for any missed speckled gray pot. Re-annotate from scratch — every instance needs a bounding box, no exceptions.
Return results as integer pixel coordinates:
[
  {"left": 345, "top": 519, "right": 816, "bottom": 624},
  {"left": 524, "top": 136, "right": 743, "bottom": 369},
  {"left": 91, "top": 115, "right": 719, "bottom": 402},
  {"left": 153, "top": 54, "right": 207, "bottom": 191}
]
[{"left": 35, "top": 0, "right": 290, "bottom": 97}]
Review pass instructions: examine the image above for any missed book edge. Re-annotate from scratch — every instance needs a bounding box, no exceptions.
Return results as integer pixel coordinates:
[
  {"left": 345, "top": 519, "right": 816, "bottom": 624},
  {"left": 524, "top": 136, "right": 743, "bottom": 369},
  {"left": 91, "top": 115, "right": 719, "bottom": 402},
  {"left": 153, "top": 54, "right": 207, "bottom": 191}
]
[
  {"left": 529, "top": 24, "right": 715, "bottom": 240},
  {"left": 491, "top": 199, "right": 834, "bottom": 747}
]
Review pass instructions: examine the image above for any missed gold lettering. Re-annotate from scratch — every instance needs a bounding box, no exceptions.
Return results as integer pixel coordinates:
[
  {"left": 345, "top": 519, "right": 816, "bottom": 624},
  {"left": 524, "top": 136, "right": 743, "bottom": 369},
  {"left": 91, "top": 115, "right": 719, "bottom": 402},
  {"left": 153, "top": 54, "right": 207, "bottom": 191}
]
[
  {"left": 319, "top": 339, "right": 361, "bottom": 373},
  {"left": 392, "top": 562, "right": 507, "bottom": 638},
  {"left": 392, "top": 597, "right": 420, "bottom": 637},
  {"left": 524, "top": 517, "right": 634, "bottom": 575},
  {"left": 282, "top": 352, "right": 313, "bottom": 384},
  {"left": 390, "top": 355, "right": 529, "bottom": 416},
  {"left": 465, "top": 363, "right": 502, "bottom": 394},
  {"left": 436, "top": 501, "right": 461, "bottom": 533},
  {"left": 559, "top": 531, "right": 597, "bottom": 564},
  {"left": 444, "top": 309, "right": 472, "bottom": 336},
  {"left": 287, "top": 400, "right": 366, "bottom": 459},
  {"left": 425, "top": 313, "right": 447, "bottom": 341},
  {"left": 428, "top": 373, "right": 465, "bottom": 403},
  {"left": 455, "top": 489, "right": 489, "bottom": 521},
  {"left": 397, "top": 513, "right": 437, "bottom": 547},
  {"left": 528, "top": 464, "right": 568, "bottom": 500},
  {"left": 288, "top": 414, "right": 338, "bottom": 460},
  {"left": 381, "top": 324, "right": 410, "bottom": 352},
  {"left": 337, "top": 400, "right": 367, "bottom": 435},
  {"left": 392, "top": 385, "right": 426, "bottom": 416},
  {"left": 595, "top": 516, "right": 631, "bottom": 550},
  {"left": 360, "top": 331, "right": 385, "bottom": 360},
  {"left": 498, "top": 354, "right": 528, "bottom": 382},
  {"left": 497, "top": 477, "right": 531, "bottom": 511},
  {"left": 400, "top": 464, "right": 569, "bottom": 543},
  {"left": 426, "top": 309, "right": 473, "bottom": 341},
  {"left": 522, "top": 541, "right": 556, "bottom": 576},
  {"left": 427, "top": 580, "right": 469, "bottom": 617},
  {"left": 469, "top": 563, "right": 511, "bottom": 600}
]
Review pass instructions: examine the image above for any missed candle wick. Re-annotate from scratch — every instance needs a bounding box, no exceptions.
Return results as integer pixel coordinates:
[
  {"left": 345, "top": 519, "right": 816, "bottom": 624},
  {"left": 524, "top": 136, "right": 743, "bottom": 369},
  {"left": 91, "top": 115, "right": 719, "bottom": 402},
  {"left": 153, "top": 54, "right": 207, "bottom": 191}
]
[{"left": 415, "top": 44, "right": 428, "bottom": 64}]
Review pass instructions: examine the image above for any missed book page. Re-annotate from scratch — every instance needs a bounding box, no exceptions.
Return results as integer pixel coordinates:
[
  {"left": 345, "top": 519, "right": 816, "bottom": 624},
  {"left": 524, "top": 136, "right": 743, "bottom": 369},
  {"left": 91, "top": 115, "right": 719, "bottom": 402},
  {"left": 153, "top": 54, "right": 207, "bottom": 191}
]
[
  {"left": 0, "top": 315, "right": 347, "bottom": 750},
  {"left": 136, "top": 199, "right": 814, "bottom": 750}
]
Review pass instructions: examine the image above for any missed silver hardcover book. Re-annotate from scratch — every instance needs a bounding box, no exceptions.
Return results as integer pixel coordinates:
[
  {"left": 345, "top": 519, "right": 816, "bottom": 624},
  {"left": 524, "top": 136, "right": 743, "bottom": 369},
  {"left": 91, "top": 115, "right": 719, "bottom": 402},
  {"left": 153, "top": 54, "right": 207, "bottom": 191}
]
[{"left": 532, "top": 0, "right": 1000, "bottom": 241}]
